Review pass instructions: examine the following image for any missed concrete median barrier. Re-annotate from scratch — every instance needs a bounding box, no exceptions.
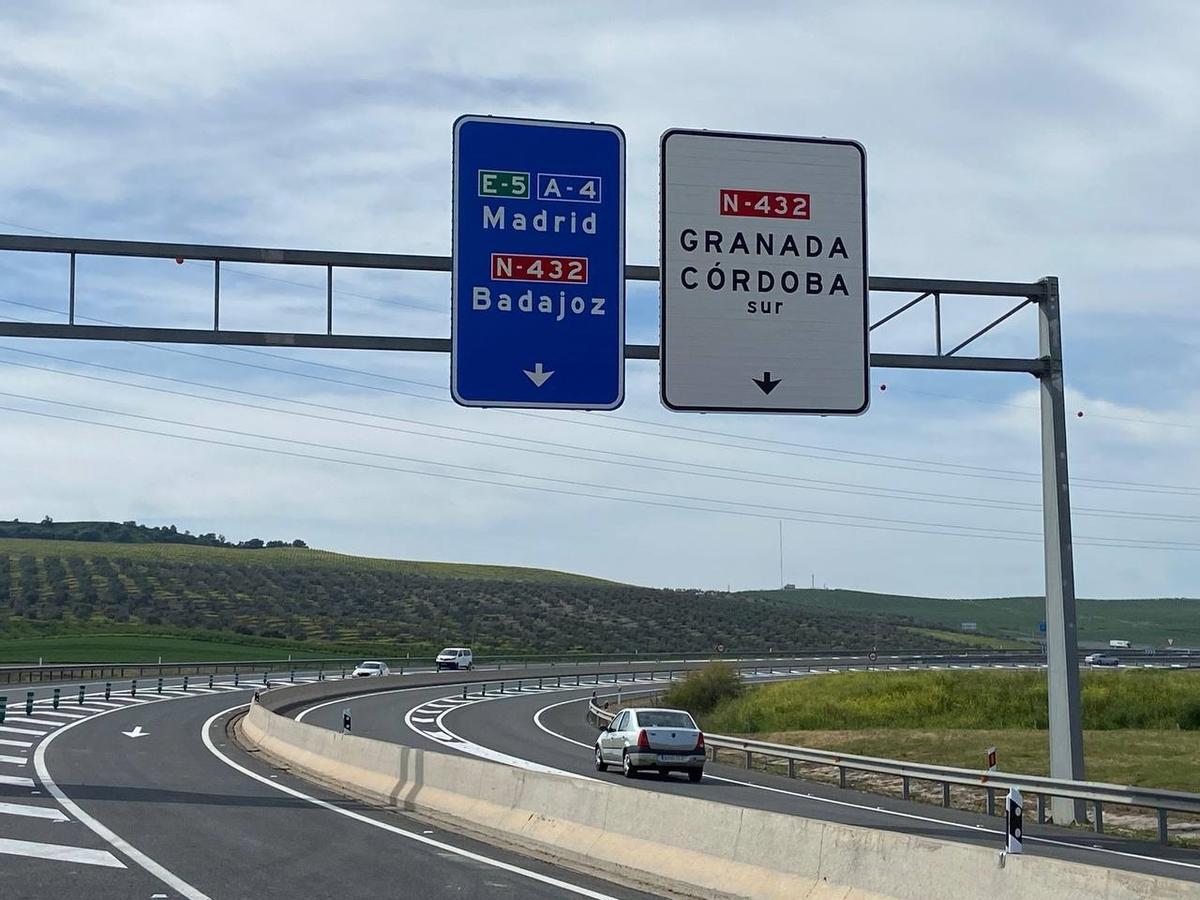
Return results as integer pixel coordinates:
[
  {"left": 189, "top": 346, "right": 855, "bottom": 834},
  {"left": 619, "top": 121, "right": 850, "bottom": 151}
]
[{"left": 240, "top": 701, "right": 1200, "bottom": 900}]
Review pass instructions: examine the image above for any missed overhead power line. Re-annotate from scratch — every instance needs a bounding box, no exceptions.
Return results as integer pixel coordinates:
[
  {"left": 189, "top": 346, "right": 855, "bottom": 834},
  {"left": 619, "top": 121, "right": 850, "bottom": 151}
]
[
  {"left": 4, "top": 292, "right": 1200, "bottom": 500},
  {"left": 2, "top": 397, "right": 1198, "bottom": 553},
  {"left": 2, "top": 348, "right": 1198, "bottom": 526}
]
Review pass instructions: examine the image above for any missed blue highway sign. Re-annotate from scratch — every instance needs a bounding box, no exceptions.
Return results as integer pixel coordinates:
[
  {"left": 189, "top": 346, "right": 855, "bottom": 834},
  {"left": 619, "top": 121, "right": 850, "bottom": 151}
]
[{"left": 452, "top": 116, "right": 625, "bottom": 409}]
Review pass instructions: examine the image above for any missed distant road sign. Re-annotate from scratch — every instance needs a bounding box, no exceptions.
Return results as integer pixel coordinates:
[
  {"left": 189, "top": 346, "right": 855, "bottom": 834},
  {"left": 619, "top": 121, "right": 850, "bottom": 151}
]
[
  {"left": 660, "top": 129, "right": 868, "bottom": 414},
  {"left": 452, "top": 116, "right": 625, "bottom": 409},
  {"left": 1039, "top": 621, "right": 1047, "bottom": 634}
]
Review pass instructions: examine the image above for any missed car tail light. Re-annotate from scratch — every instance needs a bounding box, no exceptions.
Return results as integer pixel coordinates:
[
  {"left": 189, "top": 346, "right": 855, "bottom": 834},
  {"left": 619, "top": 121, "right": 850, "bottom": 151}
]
[
  {"left": 636, "top": 729, "right": 650, "bottom": 750},
  {"left": 695, "top": 731, "right": 705, "bottom": 752}
]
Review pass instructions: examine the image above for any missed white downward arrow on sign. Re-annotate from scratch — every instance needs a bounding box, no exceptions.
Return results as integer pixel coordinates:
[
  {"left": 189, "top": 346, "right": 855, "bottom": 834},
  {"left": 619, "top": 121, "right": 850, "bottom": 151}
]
[
  {"left": 523, "top": 362, "right": 554, "bottom": 387},
  {"left": 122, "top": 725, "right": 149, "bottom": 739}
]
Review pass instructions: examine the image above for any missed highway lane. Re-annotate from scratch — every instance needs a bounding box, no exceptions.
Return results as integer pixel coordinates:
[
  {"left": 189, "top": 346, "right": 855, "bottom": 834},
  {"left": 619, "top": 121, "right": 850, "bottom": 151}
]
[
  {"left": 23, "top": 682, "right": 661, "bottom": 900},
  {"left": 294, "top": 672, "right": 1200, "bottom": 884}
]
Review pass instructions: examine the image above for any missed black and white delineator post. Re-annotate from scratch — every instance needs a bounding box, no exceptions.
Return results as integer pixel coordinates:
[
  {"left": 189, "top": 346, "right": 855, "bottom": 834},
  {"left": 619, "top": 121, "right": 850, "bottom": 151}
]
[
  {"left": 342, "top": 708, "right": 352, "bottom": 734},
  {"left": 1005, "top": 788, "right": 1024, "bottom": 854}
]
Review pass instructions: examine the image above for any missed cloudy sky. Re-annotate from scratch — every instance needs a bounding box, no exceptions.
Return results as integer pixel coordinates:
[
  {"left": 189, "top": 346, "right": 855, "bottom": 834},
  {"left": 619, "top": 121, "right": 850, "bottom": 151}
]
[{"left": 0, "top": 1, "right": 1197, "bottom": 598}]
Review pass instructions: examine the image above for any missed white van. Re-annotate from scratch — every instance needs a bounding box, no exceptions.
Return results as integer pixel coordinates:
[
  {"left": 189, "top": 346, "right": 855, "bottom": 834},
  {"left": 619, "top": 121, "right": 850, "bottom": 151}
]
[
  {"left": 435, "top": 647, "right": 474, "bottom": 671},
  {"left": 1108, "top": 640, "right": 1131, "bottom": 649}
]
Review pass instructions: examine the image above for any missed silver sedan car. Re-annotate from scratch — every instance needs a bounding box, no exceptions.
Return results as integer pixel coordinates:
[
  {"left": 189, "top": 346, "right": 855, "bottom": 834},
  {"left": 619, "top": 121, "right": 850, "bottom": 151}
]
[{"left": 594, "top": 707, "right": 705, "bottom": 782}]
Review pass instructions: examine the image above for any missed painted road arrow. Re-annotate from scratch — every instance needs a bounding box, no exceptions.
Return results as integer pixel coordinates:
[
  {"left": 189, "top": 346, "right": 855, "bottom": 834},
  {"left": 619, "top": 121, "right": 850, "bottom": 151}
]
[
  {"left": 523, "top": 363, "right": 555, "bottom": 387},
  {"left": 121, "top": 725, "right": 149, "bottom": 739},
  {"left": 752, "top": 371, "right": 781, "bottom": 395}
]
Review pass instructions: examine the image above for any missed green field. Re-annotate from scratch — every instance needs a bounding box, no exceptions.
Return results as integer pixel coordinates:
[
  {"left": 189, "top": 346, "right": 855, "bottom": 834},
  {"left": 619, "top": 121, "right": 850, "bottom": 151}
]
[
  {"left": 0, "top": 632, "right": 387, "bottom": 664},
  {"left": 689, "top": 668, "right": 1200, "bottom": 792},
  {"left": 702, "top": 669, "right": 1200, "bottom": 732},
  {"left": 5, "top": 523, "right": 1200, "bottom": 666},
  {"left": 0, "top": 537, "right": 611, "bottom": 585},
  {"left": 0, "top": 534, "right": 950, "bottom": 661},
  {"left": 740, "top": 728, "right": 1200, "bottom": 793},
  {"left": 899, "top": 626, "right": 1035, "bottom": 650},
  {"left": 750, "top": 588, "right": 1200, "bottom": 647}
]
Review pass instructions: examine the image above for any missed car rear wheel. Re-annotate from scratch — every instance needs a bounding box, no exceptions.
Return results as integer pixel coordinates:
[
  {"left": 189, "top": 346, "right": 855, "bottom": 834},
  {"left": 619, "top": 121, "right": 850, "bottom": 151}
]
[
  {"left": 594, "top": 746, "right": 607, "bottom": 772},
  {"left": 688, "top": 768, "right": 703, "bottom": 783},
  {"left": 622, "top": 751, "right": 637, "bottom": 778}
]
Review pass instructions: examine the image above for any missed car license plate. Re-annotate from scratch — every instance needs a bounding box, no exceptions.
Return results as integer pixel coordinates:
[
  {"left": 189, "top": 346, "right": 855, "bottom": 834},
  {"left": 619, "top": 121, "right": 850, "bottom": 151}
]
[{"left": 659, "top": 754, "right": 689, "bottom": 762}]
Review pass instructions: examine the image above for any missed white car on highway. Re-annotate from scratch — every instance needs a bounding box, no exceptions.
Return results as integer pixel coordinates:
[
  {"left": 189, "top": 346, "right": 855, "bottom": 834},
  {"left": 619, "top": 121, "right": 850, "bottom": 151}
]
[
  {"left": 351, "top": 660, "right": 390, "bottom": 677},
  {"left": 595, "top": 707, "right": 705, "bottom": 782},
  {"left": 435, "top": 647, "right": 474, "bottom": 671}
]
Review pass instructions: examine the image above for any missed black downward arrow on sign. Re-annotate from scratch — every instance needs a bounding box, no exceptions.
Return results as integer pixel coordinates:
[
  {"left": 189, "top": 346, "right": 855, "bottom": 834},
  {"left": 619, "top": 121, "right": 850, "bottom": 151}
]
[{"left": 753, "top": 371, "right": 781, "bottom": 395}]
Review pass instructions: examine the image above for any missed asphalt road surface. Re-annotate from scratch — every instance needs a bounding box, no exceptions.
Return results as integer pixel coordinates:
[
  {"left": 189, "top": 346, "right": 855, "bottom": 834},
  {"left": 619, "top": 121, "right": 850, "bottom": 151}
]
[
  {"left": 3, "top": 674, "right": 661, "bottom": 899},
  {"left": 294, "top": 668, "right": 1200, "bottom": 885}
]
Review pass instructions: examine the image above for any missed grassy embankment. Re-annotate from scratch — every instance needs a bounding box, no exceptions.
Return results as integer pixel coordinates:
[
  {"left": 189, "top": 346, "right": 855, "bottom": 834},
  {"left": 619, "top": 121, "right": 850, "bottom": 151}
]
[{"left": 673, "top": 668, "right": 1200, "bottom": 792}]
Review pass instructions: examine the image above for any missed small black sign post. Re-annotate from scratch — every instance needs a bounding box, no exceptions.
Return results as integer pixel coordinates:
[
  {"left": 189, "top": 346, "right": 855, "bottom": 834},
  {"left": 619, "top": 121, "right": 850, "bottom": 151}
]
[
  {"left": 1005, "top": 788, "right": 1024, "bottom": 854},
  {"left": 342, "top": 708, "right": 352, "bottom": 734}
]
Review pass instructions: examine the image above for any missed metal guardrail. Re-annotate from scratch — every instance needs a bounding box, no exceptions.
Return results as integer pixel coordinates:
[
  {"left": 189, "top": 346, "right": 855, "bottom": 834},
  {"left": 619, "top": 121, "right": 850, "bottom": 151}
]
[{"left": 586, "top": 688, "right": 1198, "bottom": 845}]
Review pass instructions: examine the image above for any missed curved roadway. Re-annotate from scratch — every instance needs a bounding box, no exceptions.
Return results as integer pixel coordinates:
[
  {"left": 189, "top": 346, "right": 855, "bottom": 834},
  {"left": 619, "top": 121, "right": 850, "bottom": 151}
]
[
  {"left": 9, "top": 653, "right": 1196, "bottom": 898},
  {"left": 5, "top": 672, "right": 662, "bottom": 899},
  {"left": 294, "top": 665, "right": 1200, "bottom": 885}
]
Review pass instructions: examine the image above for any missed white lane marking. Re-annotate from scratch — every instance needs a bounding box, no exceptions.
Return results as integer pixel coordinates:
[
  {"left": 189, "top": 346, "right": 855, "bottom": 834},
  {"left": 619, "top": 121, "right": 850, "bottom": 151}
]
[
  {"left": 0, "top": 754, "right": 29, "bottom": 765},
  {"left": 0, "top": 774, "right": 36, "bottom": 787},
  {"left": 0, "top": 725, "right": 49, "bottom": 736},
  {"left": 0, "top": 837, "right": 125, "bottom": 868},
  {"left": 34, "top": 701, "right": 214, "bottom": 899},
  {"left": 30, "top": 709, "right": 89, "bottom": 719},
  {"left": 9, "top": 717, "right": 65, "bottom": 728},
  {"left": 296, "top": 685, "right": 428, "bottom": 722},
  {"left": 529, "top": 694, "right": 1200, "bottom": 874},
  {"left": 0, "top": 738, "right": 33, "bottom": 749},
  {"left": 202, "top": 705, "right": 620, "bottom": 899},
  {"left": 0, "top": 800, "right": 69, "bottom": 822}
]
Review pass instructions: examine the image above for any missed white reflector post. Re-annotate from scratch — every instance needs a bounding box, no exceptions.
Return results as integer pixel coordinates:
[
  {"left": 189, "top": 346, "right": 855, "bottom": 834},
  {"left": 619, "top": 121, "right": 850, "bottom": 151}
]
[{"left": 1005, "top": 787, "right": 1024, "bottom": 853}]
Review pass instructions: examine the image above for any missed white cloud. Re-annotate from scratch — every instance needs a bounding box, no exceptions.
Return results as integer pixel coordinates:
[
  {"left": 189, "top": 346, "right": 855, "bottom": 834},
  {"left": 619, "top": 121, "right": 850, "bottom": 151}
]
[{"left": 0, "top": 1, "right": 1197, "bottom": 599}]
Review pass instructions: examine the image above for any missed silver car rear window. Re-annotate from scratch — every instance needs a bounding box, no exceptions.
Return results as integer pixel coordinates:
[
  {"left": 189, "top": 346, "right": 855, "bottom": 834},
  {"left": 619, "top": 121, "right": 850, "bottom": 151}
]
[{"left": 636, "top": 711, "right": 695, "bottom": 728}]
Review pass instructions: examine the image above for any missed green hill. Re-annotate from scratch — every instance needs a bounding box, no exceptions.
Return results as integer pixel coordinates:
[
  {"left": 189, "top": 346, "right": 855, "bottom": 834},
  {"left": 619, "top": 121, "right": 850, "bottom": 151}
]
[
  {"left": 0, "top": 534, "right": 948, "bottom": 663},
  {"left": 749, "top": 588, "right": 1200, "bottom": 649}
]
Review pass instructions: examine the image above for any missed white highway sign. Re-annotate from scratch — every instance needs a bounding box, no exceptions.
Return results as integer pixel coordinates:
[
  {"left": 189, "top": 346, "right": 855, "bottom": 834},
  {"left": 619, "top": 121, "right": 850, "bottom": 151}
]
[{"left": 660, "top": 129, "right": 869, "bottom": 414}]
